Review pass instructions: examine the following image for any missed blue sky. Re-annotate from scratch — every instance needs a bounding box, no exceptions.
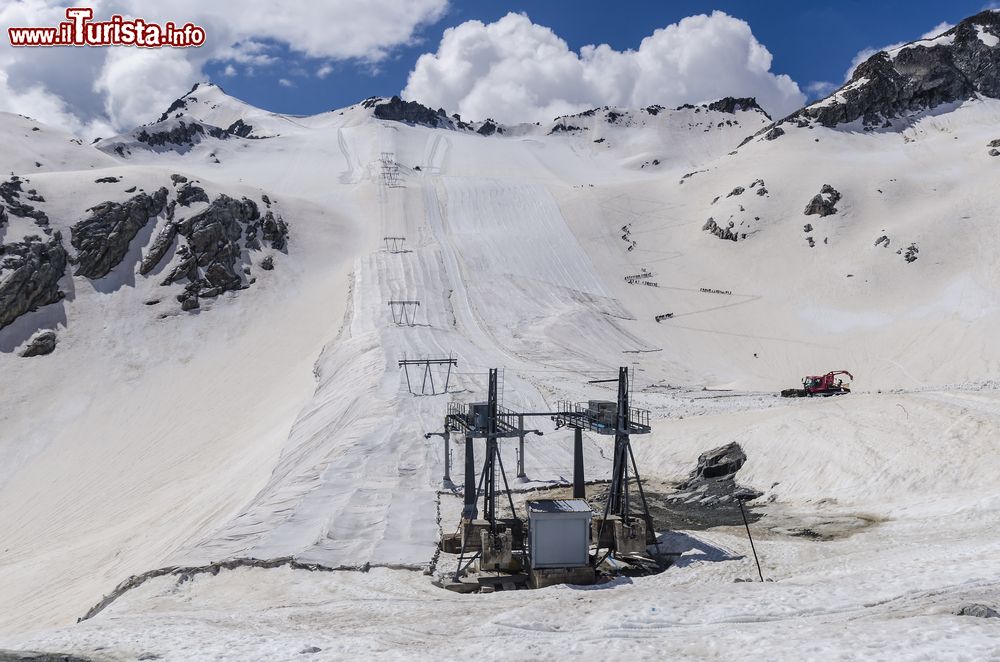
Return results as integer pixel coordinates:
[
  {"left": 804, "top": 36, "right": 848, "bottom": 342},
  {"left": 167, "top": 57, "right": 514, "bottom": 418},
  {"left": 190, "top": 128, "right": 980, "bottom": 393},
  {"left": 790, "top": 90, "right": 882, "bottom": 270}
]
[{"left": 203, "top": 0, "right": 995, "bottom": 116}]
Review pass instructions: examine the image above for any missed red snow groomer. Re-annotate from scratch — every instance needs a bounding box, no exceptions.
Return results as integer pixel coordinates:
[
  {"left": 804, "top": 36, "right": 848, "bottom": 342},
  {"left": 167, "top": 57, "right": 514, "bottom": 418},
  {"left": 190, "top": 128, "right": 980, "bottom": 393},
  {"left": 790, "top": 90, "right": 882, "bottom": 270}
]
[{"left": 781, "top": 370, "right": 853, "bottom": 397}]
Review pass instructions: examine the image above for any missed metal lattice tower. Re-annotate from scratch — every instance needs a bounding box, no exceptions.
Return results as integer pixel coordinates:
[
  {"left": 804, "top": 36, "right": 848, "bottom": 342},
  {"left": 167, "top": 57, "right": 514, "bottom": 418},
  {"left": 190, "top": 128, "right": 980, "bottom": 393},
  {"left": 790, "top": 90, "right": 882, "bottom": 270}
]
[{"left": 379, "top": 151, "right": 400, "bottom": 188}]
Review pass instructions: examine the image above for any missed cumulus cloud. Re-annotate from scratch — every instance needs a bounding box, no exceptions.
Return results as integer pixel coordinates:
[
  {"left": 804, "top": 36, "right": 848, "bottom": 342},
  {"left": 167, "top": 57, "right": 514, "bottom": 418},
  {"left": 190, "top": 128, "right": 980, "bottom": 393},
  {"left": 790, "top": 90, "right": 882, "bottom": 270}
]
[
  {"left": 402, "top": 11, "right": 805, "bottom": 124},
  {"left": 0, "top": 0, "right": 447, "bottom": 137}
]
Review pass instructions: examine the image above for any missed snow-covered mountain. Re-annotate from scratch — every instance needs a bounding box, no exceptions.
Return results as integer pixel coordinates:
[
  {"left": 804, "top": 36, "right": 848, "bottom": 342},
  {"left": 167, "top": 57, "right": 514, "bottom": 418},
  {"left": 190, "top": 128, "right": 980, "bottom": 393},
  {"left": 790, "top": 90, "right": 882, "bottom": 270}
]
[{"left": 2, "top": 12, "right": 1000, "bottom": 660}]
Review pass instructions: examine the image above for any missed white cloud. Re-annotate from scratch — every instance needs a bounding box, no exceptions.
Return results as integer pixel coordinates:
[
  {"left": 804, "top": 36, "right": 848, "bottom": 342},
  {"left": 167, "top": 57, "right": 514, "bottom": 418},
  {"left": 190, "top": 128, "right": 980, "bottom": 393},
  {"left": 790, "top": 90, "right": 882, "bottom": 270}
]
[
  {"left": 317, "top": 63, "right": 334, "bottom": 79},
  {"left": 0, "top": 0, "right": 448, "bottom": 138},
  {"left": 278, "top": 78, "right": 294, "bottom": 88},
  {"left": 223, "top": 64, "right": 237, "bottom": 77},
  {"left": 401, "top": 11, "right": 805, "bottom": 124},
  {"left": 845, "top": 21, "right": 955, "bottom": 80},
  {"left": 805, "top": 81, "right": 838, "bottom": 100}
]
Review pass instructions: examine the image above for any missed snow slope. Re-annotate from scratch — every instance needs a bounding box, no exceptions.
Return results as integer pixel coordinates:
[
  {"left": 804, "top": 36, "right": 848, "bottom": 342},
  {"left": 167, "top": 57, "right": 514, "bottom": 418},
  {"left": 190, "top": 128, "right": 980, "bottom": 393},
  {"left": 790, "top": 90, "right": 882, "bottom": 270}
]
[{"left": 1, "top": 80, "right": 999, "bottom": 660}]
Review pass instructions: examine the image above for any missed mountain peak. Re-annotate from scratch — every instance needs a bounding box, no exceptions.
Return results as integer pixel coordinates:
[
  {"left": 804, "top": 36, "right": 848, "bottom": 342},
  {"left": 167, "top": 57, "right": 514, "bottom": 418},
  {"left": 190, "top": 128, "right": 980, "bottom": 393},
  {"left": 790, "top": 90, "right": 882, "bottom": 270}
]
[{"left": 784, "top": 10, "right": 1000, "bottom": 129}]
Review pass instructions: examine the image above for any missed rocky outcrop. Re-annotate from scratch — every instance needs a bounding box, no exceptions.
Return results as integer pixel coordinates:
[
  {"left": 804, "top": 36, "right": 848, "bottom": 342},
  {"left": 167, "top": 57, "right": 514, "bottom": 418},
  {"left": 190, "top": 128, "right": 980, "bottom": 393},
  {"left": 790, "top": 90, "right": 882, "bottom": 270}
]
[
  {"left": 0, "top": 234, "right": 67, "bottom": 329},
  {"left": 20, "top": 330, "right": 57, "bottom": 357},
  {"left": 372, "top": 96, "right": 448, "bottom": 127},
  {"left": 135, "top": 120, "right": 228, "bottom": 149},
  {"left": 707, "top": 97, "right": 769, "bottom": 118},
  {"left": 176, "top": 182, "right": 209, "bottom": 207},
  {"left": 71, "top": 188, "right": 168, "bottom": 279},
  {"left": 702, "top": 218, "right": 740, "bottom": 241},
  {"left": 788, "top": 12, "right": 1000, "bottom": 128},
  {"left": 672, "top": 442, "right": 762, "bottom": 506},
  {"left": 139, "top": 222, "right": 178, "bottom": 275},
  {"left": 0, "top": 176, "right": 49, "bottom": 226},
  {"left": 804, "top": 185, "right": 842, "bottom": 217},
  {"left": 155, "top": 194, "right": 285, "bottom": 306}
]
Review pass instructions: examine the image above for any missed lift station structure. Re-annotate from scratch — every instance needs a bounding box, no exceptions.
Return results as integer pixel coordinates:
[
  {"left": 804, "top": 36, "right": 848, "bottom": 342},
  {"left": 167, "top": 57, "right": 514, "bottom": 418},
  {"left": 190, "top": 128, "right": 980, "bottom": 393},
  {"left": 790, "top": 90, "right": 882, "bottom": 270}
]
[{"left": 426, "top": 366, "right": 659, "bottom": 589}]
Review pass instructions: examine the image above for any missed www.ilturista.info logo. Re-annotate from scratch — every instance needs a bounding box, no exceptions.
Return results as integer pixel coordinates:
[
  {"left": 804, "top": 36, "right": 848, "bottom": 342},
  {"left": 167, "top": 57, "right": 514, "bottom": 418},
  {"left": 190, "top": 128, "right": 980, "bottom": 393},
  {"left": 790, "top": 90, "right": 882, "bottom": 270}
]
[{"left": 8, "top": 7, "right": 206, "bottom": 47}]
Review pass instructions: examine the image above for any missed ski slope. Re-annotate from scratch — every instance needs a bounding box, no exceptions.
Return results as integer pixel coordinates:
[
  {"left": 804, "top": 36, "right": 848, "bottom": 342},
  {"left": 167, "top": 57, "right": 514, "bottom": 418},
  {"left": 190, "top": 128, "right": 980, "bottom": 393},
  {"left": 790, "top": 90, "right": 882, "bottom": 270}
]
[{"left": 1, "top": 85, "right": 999, "bottom": 659}]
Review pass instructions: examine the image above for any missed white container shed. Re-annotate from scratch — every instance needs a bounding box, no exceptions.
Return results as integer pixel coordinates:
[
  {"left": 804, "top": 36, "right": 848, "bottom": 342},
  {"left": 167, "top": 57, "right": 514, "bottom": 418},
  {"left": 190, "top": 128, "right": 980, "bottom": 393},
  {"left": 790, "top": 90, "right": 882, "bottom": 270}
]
[{"left": 527, "top": 499, "right": 593, "bottom": 568}]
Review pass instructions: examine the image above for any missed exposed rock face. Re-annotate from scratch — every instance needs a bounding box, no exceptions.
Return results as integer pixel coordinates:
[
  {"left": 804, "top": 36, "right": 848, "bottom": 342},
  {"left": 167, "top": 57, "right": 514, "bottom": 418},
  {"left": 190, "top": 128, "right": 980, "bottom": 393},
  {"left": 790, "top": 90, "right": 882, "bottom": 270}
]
[
  {"left": 170, "top": 174, "right": 188, "bottom": 185},
  {"left": 372, "top": 96, "right": 448, "bottom": 127},
  {"left": 20, "top": 330, "right": 57, "bottom": 357},
  {"left": 0, "top": 176, "right": 49, "bottom": 226},
  {"left": 476, "top": 120, "right": 502, "bottom": 136},
  {"left": 903, "top": 243, "right": 919, "bottom": 263},
  {"left": 139, "top": 222, "right": 178, "bottom": 275},
  {"left": 226, "top": 119, "right": 256, "bottom": 138},
  {"left": 94, "top": 176, "right": 120, "bottom": 183},
  {"left": 804, "top": 184, "right": 842, "bottom": 217},
  {"left": 0, "top": 233, "right": 67, "bottom": 329},
  {"left": 727, "top": 186, "right": 745, "bottom": 197},
  {"left": 763, "top": 126, "right": 785, "bottom": 141},
  {"left": 707, "top": 97, "right": 769, "bottom": 118},
  {"left": 702, "top": 218, "right": 740, "bottom": 241},
  {"left": 176, "top": 182, "right": 209, "bottom": 207},
  {"left": 135, "top": 120, "right": 228, "bottom": 148},
  {"left": 788, "top": 12, "right": 1000, "bottom": 128},
  {"left": 71, "top": 188, "right": 168, "bottom": 279},
  {"left": 158, "top": 194, "right": 285, "bottom": 306},
  {"left": 672, "top": 442, "right": 762, "bottom": 506},
  {"left": 261, "top": 211, "right": 289, "bottom": 251}
]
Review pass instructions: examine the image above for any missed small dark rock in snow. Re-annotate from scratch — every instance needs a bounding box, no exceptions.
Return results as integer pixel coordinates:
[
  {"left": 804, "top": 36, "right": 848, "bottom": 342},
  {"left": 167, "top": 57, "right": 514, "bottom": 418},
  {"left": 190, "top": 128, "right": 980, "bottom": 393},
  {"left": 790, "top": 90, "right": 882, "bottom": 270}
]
[
  {"left": 94, "top": 176, "right": 119, "bottom": 183},
  {"left": 903, "top": 243, "right": 919, "bottom": 263},
  {"left": 124, "top": 186, "right": 137, "bottom": 193},
  {"left": 957, "top": 604, "right": 999, "bottom": 618},
  {"left": 261, "top": 256, "right": 274, "bottom": 271},
  {"left": 804, "top": 184, "right": 842, "bottom": 217},
  {"left": 875, "top": 235, "right": 890, "bottom": 248},
  {"left": 803, "top": 224, "right": 813, "bottom": 233},
  {"left": 181, "top": 296, "right": 200, "bottom": 311},
  {"left": 299, "top": 647, "right": 322, "bottom": 655},
  {"left": 20, "top": 330, "right": 57, "bottom": 357},
  {"left": 170, "top": 174, "right": 188, "bottom": 185},
  {"left": 727, "top": 186, "right": 745, "bottom": 197},
  {"left": 990, "top": 149, "right": 1000, "bottom": 157}
]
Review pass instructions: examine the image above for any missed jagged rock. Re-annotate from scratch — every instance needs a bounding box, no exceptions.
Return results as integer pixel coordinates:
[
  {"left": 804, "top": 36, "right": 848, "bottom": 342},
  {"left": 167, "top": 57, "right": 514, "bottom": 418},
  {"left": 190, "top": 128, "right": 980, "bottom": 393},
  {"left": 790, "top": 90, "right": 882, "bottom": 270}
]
[
  {"left": 181, "top": 296, "right": 200, "bottom": 311},
  {"left": 373, "top": 96, "right": 448, "bottom": 127},
  {"left": 0, "top": 177, "right": 49, "bottom": 226},
  {"left": 804, "top": 224, "right": 813, "bottom": 232},
  {"left": 0, "top": 234, "right": 67, "bottom": 329},
  {"left": 727, "top": 186, "right": 745, "bottom": 197},
  {"left": 989, "top": 139, "right": 1000, "bottom": 148},
  {"left": 261, "top": 211, "right": 288, "bottom": 251},
  {"left": 477, "top": 120, "right": 502, "bottom": 136},
  {"left": 94, "top": 176, "right": 120, "bottom": 183},
  {"left": 226, "top": 119, "right": 256, "bottom": 137},
  {"left": 707, "top": 97, "right": 769, "bottom": 118},
  {"left": 140, "top": 222, "right": 178, "bottom": 275},
  {"left": 165, "top": 200, "right": 176, "bottom": 221},
  {"left": 957, "top": 604, "right": 999, "bottom": 618},
  {"left": 19, "top": 330, "right": 57, "bottom": 357},
  {"left": 764, "top": 126, "right": 785, "bottom": 141},
  {"left": 136, "top": 120, "right": 228, "bottom": 148},
  {"left": 990, "top": 149, "right": 1000, "bottom": 157},
  {"left": 161, "top": 245, "right": 197, "bottom": 285},
  {"left": 0, "top": 205, "right": 6, "bottom": 229},
  {"left": 124, "top": 186, "right": 136, "bottom": 193},
  {"left": 787, "top": 12, "right": 1000, "bottom": 128},
  {"left": 804, "top": 184, "right": 842, "bottom": 217},
  {"left": 702, "top": 218, "right": 739, "bottom": 242},
  {"left": 807, "top": 236, "right": 815, "bottom": 248},
  {"left": 261, "top": 194, "right": 271, "bottom": 206},
  {"left": 875, "top": 235, "right": 890, "bottom": 247},
  {"left": 170, "top": 174, "right": 188, "bottom": 185},
  {"left": 71, "top": 188, "right": 168, "bottom": 279},
  {"left": 549, "top": 123, "right": 582, "bottom": 134},
  {"left": 176, "top": 182, "right": 209, "bottom": 207},
  {"left": 260, "top": 255, "right": 274, "bottom": 270},
  {"left": 903, "top": 243, "right": 919, "bottom": 262}
]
